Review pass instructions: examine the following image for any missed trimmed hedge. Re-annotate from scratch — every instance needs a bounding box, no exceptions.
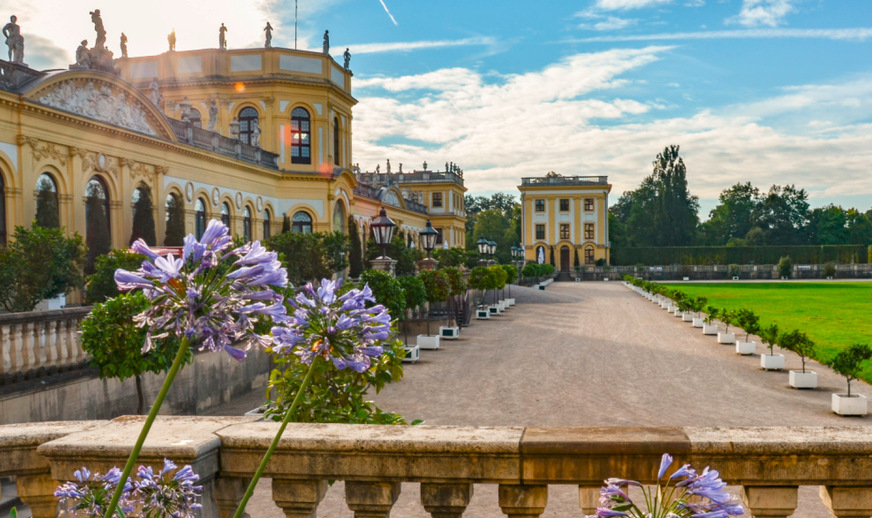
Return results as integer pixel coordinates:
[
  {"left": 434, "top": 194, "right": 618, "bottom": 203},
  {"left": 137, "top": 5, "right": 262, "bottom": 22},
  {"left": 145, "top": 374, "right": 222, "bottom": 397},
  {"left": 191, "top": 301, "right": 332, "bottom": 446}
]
[{"left": 612, "top": 245, "right": 871, "bottom": 266}]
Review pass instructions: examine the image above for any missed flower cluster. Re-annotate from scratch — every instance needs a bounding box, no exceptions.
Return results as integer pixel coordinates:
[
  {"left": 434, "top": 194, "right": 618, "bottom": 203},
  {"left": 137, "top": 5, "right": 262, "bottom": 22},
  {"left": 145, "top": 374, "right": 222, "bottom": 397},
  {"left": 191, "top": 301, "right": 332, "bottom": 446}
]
[
  {"left": 115, "top": 220, "right": 287, "bottom": 360},
  {"left": 271, "top": 279, "right": 392, "bottom": 372},
  {"left": 55, "top": 459, "right": 201, "bottom": 517},
  {"left": 597, "top": 453, "right": 744, "bottom": 518}
]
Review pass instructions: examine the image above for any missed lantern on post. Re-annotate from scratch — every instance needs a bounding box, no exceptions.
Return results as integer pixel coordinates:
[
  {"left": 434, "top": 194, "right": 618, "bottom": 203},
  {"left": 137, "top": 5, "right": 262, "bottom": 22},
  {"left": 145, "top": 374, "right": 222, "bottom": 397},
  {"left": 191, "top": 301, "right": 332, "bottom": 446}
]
[
  {"left": 420, "top": 220, "right": 439, "bottom": 259},
  {"left": 476, "top": 236, "right": 489, "bottom": 265},
  {"left": 488, "top": 239, "right": 497, "bottom": 264},
  {"left": 371, "top": 206, "right": 396, "bottom": 259}
]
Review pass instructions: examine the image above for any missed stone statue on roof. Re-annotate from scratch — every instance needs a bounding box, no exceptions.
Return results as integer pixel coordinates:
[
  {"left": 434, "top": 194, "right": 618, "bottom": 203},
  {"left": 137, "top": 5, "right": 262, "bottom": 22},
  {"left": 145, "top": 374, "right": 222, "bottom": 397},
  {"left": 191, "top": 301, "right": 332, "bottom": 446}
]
[
  {"left": 119, "top": 32, "right": 127, "bottom": 58},
  {"left": 3, "top": 15, "right": 24, "bottom": 64},
  {"left": 75, "top": 40, "right": 90, "bottom": 67},
  {"left": 386, "top": 159, "right": 391, "bottom": 174},
  {"left": 343, "top": 48, "right": 351, "bottom": 69},
  {"left": 219, "top": 23, "right": 227, "bottom": 50},
  {"left": 322, "top": 30, "right": 329, "bottom": 54},
  {"left": 89, "top": 9, "right": 105, "bottom": 49},
  {"left": 208, "top": 98, "right": 218, "bottom": 131},
  {"left": 251, "top": 118, "right": 261, "bottom": 147},
  {"left": 168, "top": 29, "right": 176, "bottom": 51},
  {"left": 264, "top": 22, "right": 273, "bottom": 48}
]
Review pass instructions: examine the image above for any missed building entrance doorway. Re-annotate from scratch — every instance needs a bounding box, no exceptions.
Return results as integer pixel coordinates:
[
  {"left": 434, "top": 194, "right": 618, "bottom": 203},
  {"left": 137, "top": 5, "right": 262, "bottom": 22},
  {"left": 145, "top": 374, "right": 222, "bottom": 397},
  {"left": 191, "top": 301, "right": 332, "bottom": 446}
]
[{"left": 560, "top": 246, "right": 571, "bottom": 272}]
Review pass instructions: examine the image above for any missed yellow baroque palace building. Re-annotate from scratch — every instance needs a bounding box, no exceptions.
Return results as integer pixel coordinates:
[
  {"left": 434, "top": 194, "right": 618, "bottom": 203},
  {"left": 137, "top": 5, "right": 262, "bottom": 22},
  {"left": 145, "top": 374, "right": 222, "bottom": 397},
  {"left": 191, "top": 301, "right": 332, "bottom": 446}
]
[
  {"left": 518, "top": 173, "right": 612, "bottom": 270},
  {"left": 0, "top": 44, "right": 464, "bottom": 259}
]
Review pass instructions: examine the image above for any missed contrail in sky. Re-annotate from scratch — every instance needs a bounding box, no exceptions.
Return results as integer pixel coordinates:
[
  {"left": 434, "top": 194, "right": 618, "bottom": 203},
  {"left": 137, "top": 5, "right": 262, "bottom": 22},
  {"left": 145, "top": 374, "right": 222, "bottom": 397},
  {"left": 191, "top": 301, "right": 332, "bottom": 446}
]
[{"left": 378, "top": 0, "right": 399, "bottom": 25}]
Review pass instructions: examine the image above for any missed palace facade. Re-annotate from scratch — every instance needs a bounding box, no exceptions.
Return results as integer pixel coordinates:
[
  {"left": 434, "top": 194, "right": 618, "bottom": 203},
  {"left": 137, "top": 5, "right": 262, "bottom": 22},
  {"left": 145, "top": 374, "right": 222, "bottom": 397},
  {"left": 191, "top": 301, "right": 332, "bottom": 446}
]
[
  {"left": 518, "top": 173, "right": 612, "bottom": 270},
  {"left": 0, "top": 39, "right": 464, "bottom": 269}
]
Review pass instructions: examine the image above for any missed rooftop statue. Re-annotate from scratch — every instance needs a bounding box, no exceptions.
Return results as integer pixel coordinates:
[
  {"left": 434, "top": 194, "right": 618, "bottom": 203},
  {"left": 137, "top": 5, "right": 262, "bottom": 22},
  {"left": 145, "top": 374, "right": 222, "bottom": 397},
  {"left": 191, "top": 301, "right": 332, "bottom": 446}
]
[
  {"left": 322, "top": 30, "right": 329, "bottom": 54},
  {"left": 208, "top": 99, "right": 218, "bottom": 131},
  {"left": 149, "top": 77, "right": 161, "bottom": 106},
  {"left": 75, "top": 40, "right": 90, "bottom": 68},
  {"left": 219, "top": 23, "right": 227, "bottom": 50},
  {"left": 343, "top": 47, "right": 351, "bottom": 69},
  {"left": 119, "top": 32, "right": 127, "bottom": 58},
  {"left": 3, "top": 15, "right": 24, "bottom": 64},
  {"left": 89, "top": 9, "right": 105, "bottom": 49},
  {"left": 168, "top": 29, "right": 176, "bottom": 51},
  {"left": 264, "top": 22, "right": 273, "bottom": 48}
]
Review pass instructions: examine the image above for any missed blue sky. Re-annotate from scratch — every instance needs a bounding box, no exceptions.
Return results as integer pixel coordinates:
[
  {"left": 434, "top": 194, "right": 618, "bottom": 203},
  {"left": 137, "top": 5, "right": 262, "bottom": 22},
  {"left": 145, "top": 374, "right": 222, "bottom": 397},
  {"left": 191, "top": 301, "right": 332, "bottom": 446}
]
[{"left": 8, "top": 0, "right": 872, "bottom": 217}]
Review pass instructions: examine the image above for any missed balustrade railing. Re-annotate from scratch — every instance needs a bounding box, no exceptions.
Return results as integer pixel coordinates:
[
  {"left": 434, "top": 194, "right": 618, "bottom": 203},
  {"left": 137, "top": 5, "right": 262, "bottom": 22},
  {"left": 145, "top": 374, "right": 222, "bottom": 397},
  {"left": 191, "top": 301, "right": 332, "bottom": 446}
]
[
  {"left": 2, "top": 417, "right": 872, "bottom": 517},
  {"left": 0, "top": 307, "right": 91, "bottom": 385}
]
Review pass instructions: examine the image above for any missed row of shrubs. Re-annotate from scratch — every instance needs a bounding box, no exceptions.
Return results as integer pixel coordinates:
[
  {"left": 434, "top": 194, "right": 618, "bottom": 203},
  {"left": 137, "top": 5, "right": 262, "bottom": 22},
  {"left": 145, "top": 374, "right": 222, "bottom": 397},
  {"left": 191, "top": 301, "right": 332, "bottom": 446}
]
[
  {"left": 612, "top": 245, "right": 870, "bottom": 266},
  {"left": 520, "top": 263, "right": 555, "bottom": 278},
  {"left": 623, "top": 275, "right": 872, "bottom": 395}
]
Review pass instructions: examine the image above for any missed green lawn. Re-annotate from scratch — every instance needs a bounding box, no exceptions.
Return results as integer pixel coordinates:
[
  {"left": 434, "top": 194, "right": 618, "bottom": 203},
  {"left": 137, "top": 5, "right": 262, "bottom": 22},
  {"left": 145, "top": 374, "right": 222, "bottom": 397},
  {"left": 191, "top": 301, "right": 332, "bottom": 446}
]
[{"left": 661, "top": 282, "right": 872, "bottom": 384}]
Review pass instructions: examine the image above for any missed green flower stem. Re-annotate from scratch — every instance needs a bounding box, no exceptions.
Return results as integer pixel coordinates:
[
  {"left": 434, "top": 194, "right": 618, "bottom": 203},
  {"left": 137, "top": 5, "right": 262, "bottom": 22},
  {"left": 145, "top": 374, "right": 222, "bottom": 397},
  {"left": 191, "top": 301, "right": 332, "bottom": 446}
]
[
  {"left": 233, "top": 356, "right": 320, "bottom": 518},
  {"left": 103, "top": 336, "right": 191, "bottom": 518}
]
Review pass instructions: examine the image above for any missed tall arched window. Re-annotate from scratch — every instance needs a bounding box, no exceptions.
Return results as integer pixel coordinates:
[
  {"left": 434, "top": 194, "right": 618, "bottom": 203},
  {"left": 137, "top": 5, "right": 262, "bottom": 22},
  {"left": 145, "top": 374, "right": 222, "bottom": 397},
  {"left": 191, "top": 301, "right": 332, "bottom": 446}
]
[
  {"left": 262, "top": 209, "right": 271, "bottom": 240},
  {"left": 85, "top": 176, "right": 111, "bottom": 273},
  {"left": 333, "top": 117, "right": 340, "bottom": 166},
  {"left": 35, "top": 173, "right": 60, "bottom": 228},
  {"left": 130, "top": 184, "right": 157, "bottom": 246},
  {"left": 0, "top": 173, "right": 6, "bottom": 245},
  {"left": 291, "top": 107, "right": 311, "bottom": 164},
  {"left": 292, "top": 211, "right": 312, "bottom": 233},
  {"left": 220, "top": 202, "right": 231, "bottom": 227},
  {"left": 332, "top": 201, "right": 346, "bottom": 233},
  {"left": 165, "top": 192, "right": 185, "bottom": 246},
  {"left": 242, "top": 206, "right": 252, "bottom": 242},
  {"left": 238, "top": 107, "right": 259, "bottom": 146},
  {"left": 195, "top": 198, "right": 207, "bottom": 239},
  {"left": 584, "top": 245, "right": 595, "bottom": 265}
]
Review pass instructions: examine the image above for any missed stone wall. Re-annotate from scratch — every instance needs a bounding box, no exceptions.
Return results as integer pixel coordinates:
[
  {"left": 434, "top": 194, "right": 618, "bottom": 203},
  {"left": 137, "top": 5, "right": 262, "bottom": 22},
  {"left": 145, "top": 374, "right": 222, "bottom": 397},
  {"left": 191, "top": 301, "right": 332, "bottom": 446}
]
[{"left": 0, "top": 347, "right": 271, "bottom": 425}]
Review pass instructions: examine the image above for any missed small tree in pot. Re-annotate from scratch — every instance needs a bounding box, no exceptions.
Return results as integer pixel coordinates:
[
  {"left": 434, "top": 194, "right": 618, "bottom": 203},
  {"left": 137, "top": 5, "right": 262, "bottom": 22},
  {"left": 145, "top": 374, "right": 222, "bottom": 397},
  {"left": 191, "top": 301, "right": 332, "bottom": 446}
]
[
  {"left": 716, "top": 308, "right": 736, "bottom": 344},
  {"left": 702, "top": 305, "right": 719, "bottom": 335},
  {"left": 828, "top": 343, "right": 872, "bottom": 416},
  {"left": 733, "top": 308, "right": 759, "bottom": 355},
  {"left": 759, "top": 323, "right": 784, "bottom": 370},
  {"left": 779, "top": 329, "right": 817, "bottom": 388}
]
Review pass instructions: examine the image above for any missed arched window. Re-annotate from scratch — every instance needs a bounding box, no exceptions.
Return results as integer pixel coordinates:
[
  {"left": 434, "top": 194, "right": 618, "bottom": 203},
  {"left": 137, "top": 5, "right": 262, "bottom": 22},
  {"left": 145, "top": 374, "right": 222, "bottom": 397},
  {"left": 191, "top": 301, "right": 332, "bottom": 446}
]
[
  {"left": 188, "top": 107, "right": 202, "bottom": 128},
  {"left": 291, "top": 107, "right": 311, "bottom": 164},
  {"left": 333, "top": 117, "right": 340, "bottom": 166},
  {"left": 262, "top": 209, "right": 271, "bottom": 240},
  {"left": 165, "top": 192, "right": 185, "bottom": 246},
  {"left": 220, "top": 202, "right": 231, "bottom": 227},
  {"left": 292, "top": 210, "right": 312, "bottom": 234},
  {"left": 195, "top": 198, "right": 207, "bottom": 239},
  {"left": 130, "top": 184, "right": 156, "bottom": 245},
  {"left": 35, "top": 173, "right": 59, "bottom": 228},
  {"left": 0, "top": 174, "right": 5, "bottom": 245},
  {"left": 85, "top": 176, "right": 111, "bottom": 273},
  {"left": 242, "top": 206, "right": 252, "bottom": 242},
  {"left": 332, "top": 201, "right": 346, "bottom": 233},
  {"left": 238, "top": 107, "right": 259, "bottom": 146},
  {"left": 584, "top": 245, "right": 595, "bottom": 265}
]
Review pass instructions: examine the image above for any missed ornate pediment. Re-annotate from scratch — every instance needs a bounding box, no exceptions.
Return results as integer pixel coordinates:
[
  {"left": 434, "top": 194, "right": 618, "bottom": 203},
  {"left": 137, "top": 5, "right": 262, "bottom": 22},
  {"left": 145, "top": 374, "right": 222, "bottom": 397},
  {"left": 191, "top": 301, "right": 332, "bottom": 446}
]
[{"left": 31, "top": 78, "right": 161, "bottom": 137}]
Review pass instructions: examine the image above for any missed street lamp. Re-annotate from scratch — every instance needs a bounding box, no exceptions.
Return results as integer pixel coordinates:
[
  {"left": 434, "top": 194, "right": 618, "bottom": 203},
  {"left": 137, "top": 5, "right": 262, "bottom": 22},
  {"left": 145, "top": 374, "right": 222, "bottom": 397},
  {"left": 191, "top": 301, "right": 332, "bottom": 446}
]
[
  {"left": 476, "top": 236, "right": 489, "bottom": 256},
  {"left": 419, "top": 220, "right": 439, "bottom": 259},
  {"left": 371, "top": 206, "right": 396, "bottom": 260},
  {"left": 488, "top": 239, "right": 497, "bottom": 264}
]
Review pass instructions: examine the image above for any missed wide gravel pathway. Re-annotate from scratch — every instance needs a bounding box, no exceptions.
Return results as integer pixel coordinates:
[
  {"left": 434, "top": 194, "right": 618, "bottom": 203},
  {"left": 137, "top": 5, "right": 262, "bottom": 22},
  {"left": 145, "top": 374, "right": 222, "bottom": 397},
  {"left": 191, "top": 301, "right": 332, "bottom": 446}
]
[{"left": 211, "top": 281, "right": 871, "bottom": 517}]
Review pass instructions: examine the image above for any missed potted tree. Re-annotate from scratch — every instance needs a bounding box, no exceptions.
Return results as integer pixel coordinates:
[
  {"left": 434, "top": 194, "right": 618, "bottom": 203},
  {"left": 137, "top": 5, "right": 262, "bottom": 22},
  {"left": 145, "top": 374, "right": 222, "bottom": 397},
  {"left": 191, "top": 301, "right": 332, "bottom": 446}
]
[
  {"left": 828, "top": 343, "right": 872, "bottom": 416},
  {"left": 675, "top": 293, "right": 694, "bottom": 322},
  {"left": 717, "top": 308, "right": 736, "bottom": 344},
  {"left": 440, "top": 266, "right": 466, "bottom": 338},
  {"left": 759, "top": 323, "right": 784, "bottom": 370},
  {"left": 469, "top": 266, "right": 491, "bottom": 319},
  {"left": 733, "top": 308, "right": 759, "bottom": 355},
  {"left": 702, "top": 305, "right": 719, "bottom": 335},
  {"left": 691, "top": 296, "right": 707, "bottom": 328},
  {"left": 418, "top": 269, "right": 450, "bottom": 349},
  {"left": 779, "top": 329, "right": 818, "bottom": 388}
]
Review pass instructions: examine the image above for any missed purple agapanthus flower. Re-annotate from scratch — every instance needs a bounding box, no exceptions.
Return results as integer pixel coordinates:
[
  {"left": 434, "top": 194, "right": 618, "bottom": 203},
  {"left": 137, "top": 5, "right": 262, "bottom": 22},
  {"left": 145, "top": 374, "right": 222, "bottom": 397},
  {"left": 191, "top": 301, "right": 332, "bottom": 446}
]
[
  {"left": 271, "top": 279, "right": 392, "bottom": 372},
  {"left": 596, "top": 453, "right": 744, "bottom": 518},
  {"left": 55, "top": 466, "right": 134, "bottom": 517},
  {"left": 115, "top": 220, "right": 287, "bottom": 360},
  {"left": 55, "top": 460, "right": 201, "bottom": 517}
]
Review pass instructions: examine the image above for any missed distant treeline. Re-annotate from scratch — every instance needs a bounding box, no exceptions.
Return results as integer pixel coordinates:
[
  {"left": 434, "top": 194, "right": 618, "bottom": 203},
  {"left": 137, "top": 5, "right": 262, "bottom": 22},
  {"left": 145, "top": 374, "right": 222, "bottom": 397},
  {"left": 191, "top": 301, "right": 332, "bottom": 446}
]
[{"left": 611, "top": 244, "right": 871, "bottom": 266}]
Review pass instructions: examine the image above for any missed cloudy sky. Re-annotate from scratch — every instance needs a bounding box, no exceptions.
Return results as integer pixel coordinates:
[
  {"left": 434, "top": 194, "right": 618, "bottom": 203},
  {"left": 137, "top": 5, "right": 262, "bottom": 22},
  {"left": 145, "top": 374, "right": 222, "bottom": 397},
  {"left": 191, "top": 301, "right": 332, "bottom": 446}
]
[{"left": 5, "top": 0, "right": 872, "bottom": 216}]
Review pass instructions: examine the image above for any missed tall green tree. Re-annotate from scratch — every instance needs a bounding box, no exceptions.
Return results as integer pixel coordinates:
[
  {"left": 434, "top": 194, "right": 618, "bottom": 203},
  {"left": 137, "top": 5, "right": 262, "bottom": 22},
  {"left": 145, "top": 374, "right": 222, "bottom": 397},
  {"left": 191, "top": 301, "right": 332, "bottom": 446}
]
[
  {"left": 266, "top": 231, "right": 348, "bottom": 286},
  {"left": 348, "top": 215, "right": 363, "bottom": 278},
  {"left": 807, "top": 204, "right": 849, "bottom": 245},
  {"left": 35, "top": 188, "right": 60, "bottom": 229},
  {"left": 130, "top": 185, "right": 157, "bottom": 246},
  {"left": 464, "top": 193, "right": 520, "bottom": 250},
  {"left": 469, "top": 209, "right": 517, "bottom": 264},
  {"left": 754, "top": 184, "right": 810, "bottom": 245},
  {"left": 85, "top": 181, "right": 111, "bottom": 274},
  {"left": 701, "top": 182, "right": 761, "bottom": 245},
  {"left": 164, "top": 193, "right": 185, "bottom": 246}
]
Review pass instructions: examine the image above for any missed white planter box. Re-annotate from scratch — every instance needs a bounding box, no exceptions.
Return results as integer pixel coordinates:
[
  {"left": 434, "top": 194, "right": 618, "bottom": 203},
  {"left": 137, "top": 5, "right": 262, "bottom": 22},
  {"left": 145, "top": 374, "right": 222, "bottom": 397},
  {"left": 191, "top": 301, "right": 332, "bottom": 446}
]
[
  {"left": 735, "top": 340, "right": 756, "bottom": 355},
  {"left": 439, "top": 326, "right": 460, "bottom": 339},
  {"left": 673, "top": 310, "right": 683, "bottom": 318},
  {"left": 35, "top": 293, "right": 66, "bottom": 311},
  {"left": 682, "top": 276, "right": 690, "bottom": 281},
  {"left": 507, "top": 298, "right": 516, "bottom": 306},
  {"left": 717, "top": 332, "right": 735, "bottom": 344},
  {"left": 402, "top": 345, "right": 420, "bottom": 363},
  {"left": 761, "top": 353, "right": 785, "bottom": 370},
  {"left": 499, "top": 300, "right": 508, "bottom": 311},
  {"left": 416, "top": 334, "right": 440, "bottom": 350},
  {"left": 832, "top": 393, "right": 867, "bottom": 416},
  {"left": 789, "top": 370, "right": 818, "bottom": 389},
  {"left": 603, "top": 277, "right": 609, "bottom": 281},
  {"left": 692, "top": 318, "right": 704, "bottom": 328},
  {"left": 682, "top": 313, "right": 694, "bottom": 322},
  {"left": 476, "top": 309, "right": 490, "bottom": 319},
  {"left": 703, "top": 324, "right": 718, "bottom": 335},
  {"left": 668, "top": 306, "right": 677, "bottom": 314},
  {"left": 488, "top": 305, "right": 502, "bottom": 315}
]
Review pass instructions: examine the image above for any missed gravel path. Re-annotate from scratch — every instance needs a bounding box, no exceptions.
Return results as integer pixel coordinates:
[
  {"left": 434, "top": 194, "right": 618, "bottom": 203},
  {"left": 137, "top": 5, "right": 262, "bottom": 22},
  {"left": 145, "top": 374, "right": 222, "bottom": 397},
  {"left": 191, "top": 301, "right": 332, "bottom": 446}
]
[{"left": 211, "top": 281, "right": 871, "bottom": 517}]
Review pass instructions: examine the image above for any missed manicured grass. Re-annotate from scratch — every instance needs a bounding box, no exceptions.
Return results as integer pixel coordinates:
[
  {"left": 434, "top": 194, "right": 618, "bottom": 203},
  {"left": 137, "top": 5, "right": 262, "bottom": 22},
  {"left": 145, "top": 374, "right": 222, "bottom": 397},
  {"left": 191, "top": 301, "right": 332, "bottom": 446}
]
[{"left": 661, "top": 282, "right": 872, "bottom": 385}]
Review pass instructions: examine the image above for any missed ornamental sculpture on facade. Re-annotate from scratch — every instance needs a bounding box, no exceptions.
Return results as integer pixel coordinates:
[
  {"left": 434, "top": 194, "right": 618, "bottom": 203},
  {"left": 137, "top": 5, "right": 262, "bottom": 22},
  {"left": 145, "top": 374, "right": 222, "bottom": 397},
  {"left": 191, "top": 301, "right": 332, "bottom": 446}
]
[{"left": 35, "top": 80, "right": 158, "bottom": 136}]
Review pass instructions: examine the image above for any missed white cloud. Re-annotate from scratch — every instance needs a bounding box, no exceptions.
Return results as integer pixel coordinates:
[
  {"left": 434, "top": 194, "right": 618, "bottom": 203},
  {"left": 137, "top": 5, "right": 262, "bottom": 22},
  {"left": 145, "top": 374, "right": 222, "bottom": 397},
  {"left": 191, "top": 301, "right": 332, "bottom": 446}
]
[
  {"left": 351, "top": 49, "right": 872, "bottom": 205},
  {"left": 594, "top": 0, "right": 673, "bottom": 10},
  {"left": 731, "top": 0, "right": 795, "bottom": 28},
  {"left": 579, "top": 16, "right": 638, "bottom": 31},
  {"left": 574, "top": 27, "right": 872, "bottom": 43},
  {"left": 350, "top": 37, "right": 496, "bottom": 55}
]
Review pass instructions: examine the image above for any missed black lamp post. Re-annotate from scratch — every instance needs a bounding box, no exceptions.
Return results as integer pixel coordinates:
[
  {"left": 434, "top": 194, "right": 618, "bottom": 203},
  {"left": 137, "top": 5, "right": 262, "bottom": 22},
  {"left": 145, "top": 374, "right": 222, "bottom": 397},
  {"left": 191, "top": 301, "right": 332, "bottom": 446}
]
[
  {"left": 371, "top": 206, "right": 396, "bottom": 260},
  {"left": 476, "top": 236, "right": 489, "bottom": 265},
  {"left": 419, "top": 220, "right": 439, "bottom": 259},
  {"left": 488, "top": 239, "right": 497, "bottom": 265}
]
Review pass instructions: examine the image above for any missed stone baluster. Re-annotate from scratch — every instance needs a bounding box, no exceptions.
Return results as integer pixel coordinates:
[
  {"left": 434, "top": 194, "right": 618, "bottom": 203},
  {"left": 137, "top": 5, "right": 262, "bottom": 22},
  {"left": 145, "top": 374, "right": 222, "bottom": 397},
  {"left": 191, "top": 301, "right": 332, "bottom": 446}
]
[
  {"left": 68, "top": 317, "right": 83, "bottom": 364},
  {"left": 16, "top": 473, "right": 59, "bottom": 518},
  {"left": 345, "top": 480, "right": 401, "bottom": 518},
  {"left": 30, "top": 320, "right": 43, "bottom": 371},
  {"left": 57, "top": 318, "right": 71, "bottom": 367},
  {"left": 8, "top": 323, "right": 21, "bottom": 374},
  {"left": 578, "top": 486, "right": 600, "bottom": 515},
  {"left": 272, "top": 478, "right": 328, "bottom": 517},
  {"left": 19, "top": 322, "right": 33, "bottom": 372},
  {"left": 47, "top": 319, "right": 60, "bottom": 368},
  {"left": 214, "top": 476, "right": 250, "bottom": 518},
  {"left": 820, "top": 486, "right": 872, "bottom": 518},
  {"left": 0, "top": 324, "right": 9, "bottom": 376},
  {"left": 421, "top": 482, "right": 473, "bottom": 518},
  {"left": 742, "top": 486, "right": 798, "bottom": 518},
  {"left": 498, "top": 484, "right": 548, "bottom": 518}
]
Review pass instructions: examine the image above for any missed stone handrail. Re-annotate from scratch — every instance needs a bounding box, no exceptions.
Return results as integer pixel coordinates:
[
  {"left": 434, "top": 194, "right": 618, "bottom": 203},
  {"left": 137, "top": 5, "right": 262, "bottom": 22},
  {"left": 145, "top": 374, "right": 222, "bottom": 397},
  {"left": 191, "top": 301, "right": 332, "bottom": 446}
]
[
  {"left": 0, "top": 306, "right": 92, "bottom": 384},
  {"left": 3, "top": 417, "right": 872, "bottom": 517}
]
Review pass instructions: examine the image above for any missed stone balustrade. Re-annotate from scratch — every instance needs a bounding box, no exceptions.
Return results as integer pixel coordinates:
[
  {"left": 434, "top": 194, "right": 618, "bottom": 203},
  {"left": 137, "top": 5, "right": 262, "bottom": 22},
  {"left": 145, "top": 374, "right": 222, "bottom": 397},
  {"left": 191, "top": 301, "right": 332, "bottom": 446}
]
[
  {"left": 0, "top": 307, "right": 92, "bottom": 384},
  {"left": 2, "top": 417, "right": 872, "bottom": 517}
]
